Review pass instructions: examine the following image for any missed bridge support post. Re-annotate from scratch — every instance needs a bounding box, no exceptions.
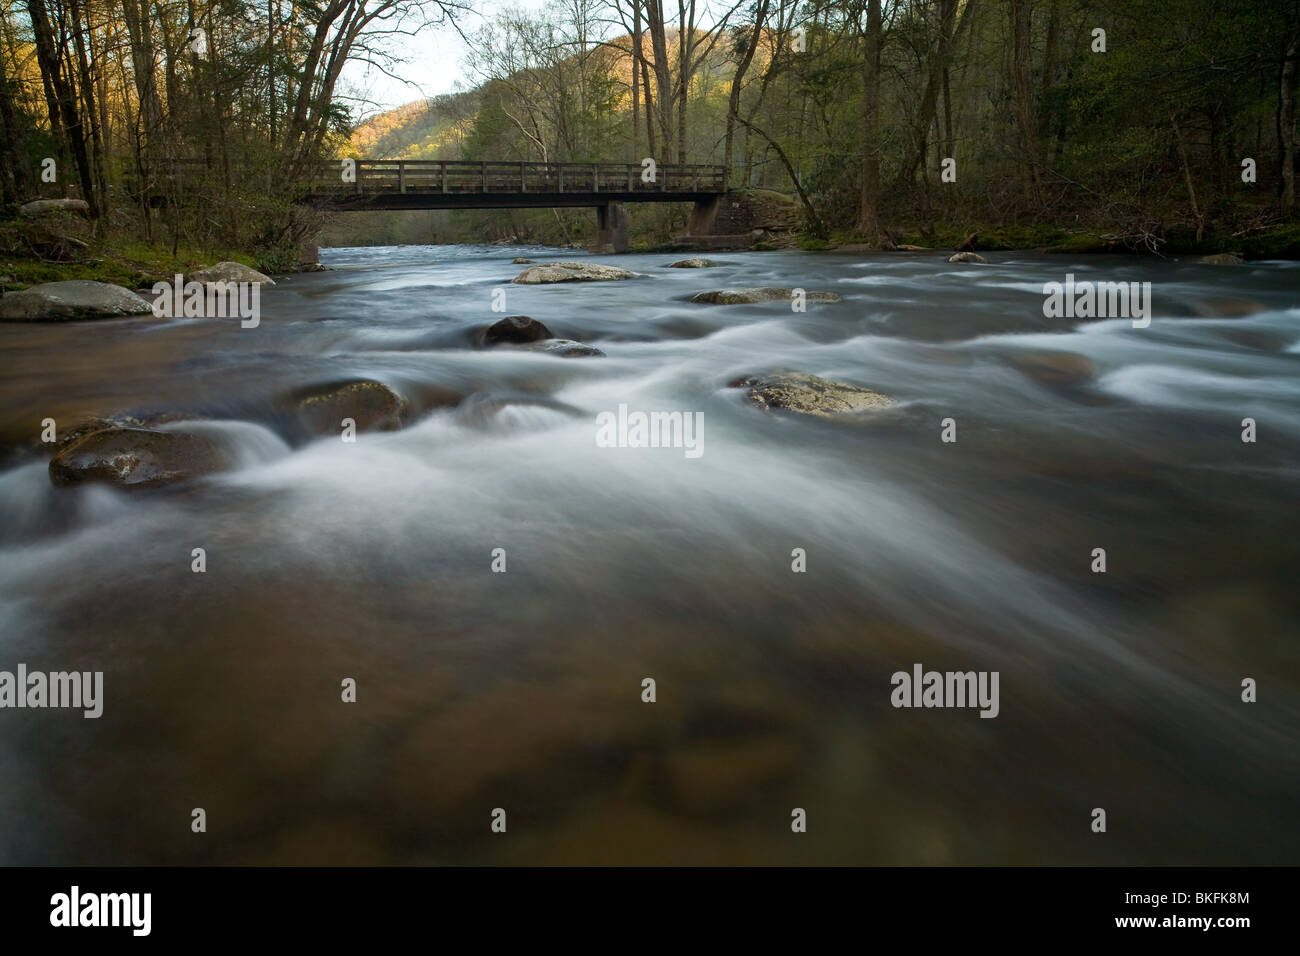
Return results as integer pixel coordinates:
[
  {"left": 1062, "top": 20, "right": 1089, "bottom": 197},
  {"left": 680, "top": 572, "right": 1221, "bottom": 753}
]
[
  {"left": 686, "top": 196, "right": 720, "bottom": 237},
  {"left": 591, "top": 201, "right": 628, "bottom": 254}
]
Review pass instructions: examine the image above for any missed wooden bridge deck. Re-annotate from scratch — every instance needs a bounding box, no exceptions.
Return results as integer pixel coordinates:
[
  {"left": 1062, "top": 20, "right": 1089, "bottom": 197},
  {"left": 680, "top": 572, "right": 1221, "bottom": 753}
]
[{"left": 303, "top": 160, "right": 727, "bottom": 210}]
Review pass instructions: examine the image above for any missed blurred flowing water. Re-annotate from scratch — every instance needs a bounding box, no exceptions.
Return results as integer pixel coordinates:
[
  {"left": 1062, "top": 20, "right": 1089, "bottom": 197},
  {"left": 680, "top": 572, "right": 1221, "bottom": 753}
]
[{"left": 0, "top": 244, "right": 1297, "bottom": 864}]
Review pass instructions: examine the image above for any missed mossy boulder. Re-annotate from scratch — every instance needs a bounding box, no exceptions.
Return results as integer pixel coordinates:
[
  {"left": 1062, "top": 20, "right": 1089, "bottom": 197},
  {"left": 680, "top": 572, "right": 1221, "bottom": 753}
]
[
  {"left": 668, "top": 258, "right": 724, "bottom": 268},
  {"left": 512, "top": 261, "right": 637, "bottom": 283},
  {"left": 285, "top": 379, "right": 406, "bottom": 435},
  {"left": 730, "top": 371, "right": 892, "bottom": 418}
]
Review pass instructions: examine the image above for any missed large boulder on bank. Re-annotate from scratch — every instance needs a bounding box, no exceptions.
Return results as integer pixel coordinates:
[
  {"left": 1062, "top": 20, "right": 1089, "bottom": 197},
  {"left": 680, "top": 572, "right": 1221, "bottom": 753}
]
[
  {"left": 668, "top": 258, "right": 724, "bottom": 268},
  {"left": 189, "top": 261, "right": 275, "bottom": 285},
  {"left": 730, "top": 371, "right": 892, "bottom": 418},
  {"left": 690, "top": 288, "right": 841, "bottom": 305},
  {"left": 0, "top": 280, "right": 155, "bottom": 322},
  {"left": 512, "top": 261, "right": 637, "bottom": 283},
  {"left": 1199, "top": 252, "right": 1245, "bottom": 266},
  {"left": 480, "top": 314, "right": 554, "bottom": 346},
  {"left": 19, "top": 199, "right": 91, "bottom": 218},
  {"left": 285, "top": 379, "right": 406, "bottom": 435},
  {"left": 49, "top": 427, "right": 231, "bottom": 489},
  {"left": 948, "top": 252, "right": 987, "bottom": 264}
]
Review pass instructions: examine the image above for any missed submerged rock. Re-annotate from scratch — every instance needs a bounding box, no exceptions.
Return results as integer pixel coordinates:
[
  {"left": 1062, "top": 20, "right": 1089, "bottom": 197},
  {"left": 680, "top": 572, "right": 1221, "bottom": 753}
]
[
  {"left": 512, "top": 257, "right": 535, "bottom": 264},
  {"left": 730, "top": 371, "right": 892, "bottom": 418},
  {"left": 0, "top": 280, "right": 155, "bottom": 322},
  {"left": 522, "top": 339, "right": 605, "bottom": 358},
  {"left": 480, "top": 314, "right": 554, "bottom": 346},
  {"left": 948, "top": 251, "right": 988, "bottom": 264},
  {"left": 690, "top": 288, "right": 841, "bottom": 305},
  {"left": 1200, "top": 252, "right": 1245, "bottom": 266},
  {"left": 286, "top": 379, "right": 406, "bottom": 435},
  {"left": 512, "top": 261, "right": 637, "bottom": 283},
  {"left": 189, "top": 261, "right": 275, "bottom": 285},
  {"left": 454, "top": 395, "right": 586, "bottom": 429},
  {"left": 49, "top": 427, "right": 231, "bottom": 489},
  {"left": 668, "top": 257, "right": 723, "bottom": 268},
  {"left": 1007, "top": 350, "right": 1097, "bottom": 387}
]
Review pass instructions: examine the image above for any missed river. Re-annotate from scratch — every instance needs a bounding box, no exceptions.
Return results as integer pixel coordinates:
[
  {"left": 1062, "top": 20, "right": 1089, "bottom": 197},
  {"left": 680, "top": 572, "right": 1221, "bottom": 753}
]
[{"left": 0, "top": 244, "right": 1297, "bottom": 864}]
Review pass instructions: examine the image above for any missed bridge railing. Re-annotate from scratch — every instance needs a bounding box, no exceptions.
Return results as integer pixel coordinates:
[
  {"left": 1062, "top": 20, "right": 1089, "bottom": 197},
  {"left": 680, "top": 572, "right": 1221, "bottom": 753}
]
[{"left": 307, "top": 160, "right": 726, "bottom": 196}]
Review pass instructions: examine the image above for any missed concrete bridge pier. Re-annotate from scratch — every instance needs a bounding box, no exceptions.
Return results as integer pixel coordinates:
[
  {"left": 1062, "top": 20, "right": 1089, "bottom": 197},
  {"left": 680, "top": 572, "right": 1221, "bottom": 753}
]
[
  {"left": 686, "top": 195, "right": 720, "bottom": 237},
  {"left": 591, "top": 201, "right": 628, "bottom": 253}
]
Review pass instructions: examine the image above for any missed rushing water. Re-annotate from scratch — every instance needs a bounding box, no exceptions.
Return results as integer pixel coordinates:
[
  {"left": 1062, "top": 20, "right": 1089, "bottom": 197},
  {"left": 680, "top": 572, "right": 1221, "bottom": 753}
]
[{"left": 0, "top": 244, "right": 1297, "bottom": 865}]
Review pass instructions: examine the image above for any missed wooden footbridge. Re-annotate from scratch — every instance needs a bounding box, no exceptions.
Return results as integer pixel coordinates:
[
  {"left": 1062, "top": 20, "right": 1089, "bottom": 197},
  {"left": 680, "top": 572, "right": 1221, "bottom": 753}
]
[{"left": 301, "top": 160, "right": 729, "bottom": 252}]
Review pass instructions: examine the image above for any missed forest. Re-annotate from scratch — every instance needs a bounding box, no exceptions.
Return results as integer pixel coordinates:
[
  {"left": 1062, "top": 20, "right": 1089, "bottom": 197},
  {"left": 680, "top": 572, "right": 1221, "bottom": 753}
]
[{"left": 2, "top": 0, "right": 1298, "bottom": 275}]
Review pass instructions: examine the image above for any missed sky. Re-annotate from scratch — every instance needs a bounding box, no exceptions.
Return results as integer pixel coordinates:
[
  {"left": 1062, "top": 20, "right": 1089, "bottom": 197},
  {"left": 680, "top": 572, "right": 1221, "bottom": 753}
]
[{"left": 337, "top": 0, "right": 551, "bottom": 118}]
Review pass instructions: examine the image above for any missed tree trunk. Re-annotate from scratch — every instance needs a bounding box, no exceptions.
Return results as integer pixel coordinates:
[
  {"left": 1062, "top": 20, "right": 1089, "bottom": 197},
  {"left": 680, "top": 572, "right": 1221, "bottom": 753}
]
[
  {"left": 898, "top": 0, "right": 961, "bottom": 189},
  {"left": 632, "top": 1, "right": 641, "bottom": 157},
  {"left": 0, "top": 57, "right": 33, "bottom": 203},
  {"left": 857, "top": 0, "right": 883, "bottom": 239},
  {"left": 1010, "top": 0, "right": 1041, "bottom": 207},
  {"left": 723, "top": 0, "right": 769, "bottom": 189},
  {"left": 26, "top": 0, "right": 98, "bottom": 216},
  {"left": 1038, "top": 0, "right": 1059, "bottom": 145},
  {"left": 1171, "top": 112, "right": 1205, "bottom": 243},
  {"left": 1280, "top": 13, "right": 1298, "bottom": 215}
]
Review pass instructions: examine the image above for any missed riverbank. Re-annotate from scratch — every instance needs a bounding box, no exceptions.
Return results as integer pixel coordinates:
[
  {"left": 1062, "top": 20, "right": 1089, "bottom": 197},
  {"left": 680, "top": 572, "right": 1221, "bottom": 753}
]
[{"left": 7, "top": 218, "right": 1300, "bottom": 294}]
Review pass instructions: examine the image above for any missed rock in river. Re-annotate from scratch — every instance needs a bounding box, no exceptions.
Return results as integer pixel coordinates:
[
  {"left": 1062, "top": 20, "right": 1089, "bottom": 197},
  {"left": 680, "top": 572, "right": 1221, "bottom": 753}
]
[
  {"left": 480, "top": 314, "right": 555, "bottom": 346},
  {"left": 690, "top": 288, "right": 841, "bottom": 304},
  {"left": 512, "top": 261, "right": 637, "bottom": 283},
  {"left": 522, "top": 339, "right": 605, "bottom": 358},
  {"left": 730, "top": 371, "right": 892, "bottom": 418},
  {"left": 1007, "top": 350, "right": 1097, "bottom": 387},
  {"left": 1199, "top": 252, "right": 1245, "bottom": 266},
  {"left": 948, "top": 252, "right": 988, "bottom": 264},
  {"left": 286, "top": 379, "right": 406, "bottom": 435},
  {"left": 49, "top": 427, "right": 231, "bottom": 489},
  {"left": 477, "top": 316, "right": 604, "bottom": 357},
  {"left": 668, "top": 258, "right": 724, "bottom": 268},
  {"left": 0, "top": 280, "right": 155, "bottom": 322}
]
